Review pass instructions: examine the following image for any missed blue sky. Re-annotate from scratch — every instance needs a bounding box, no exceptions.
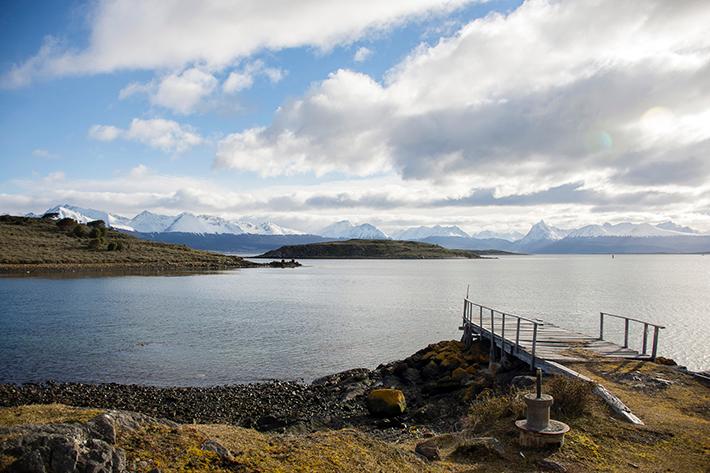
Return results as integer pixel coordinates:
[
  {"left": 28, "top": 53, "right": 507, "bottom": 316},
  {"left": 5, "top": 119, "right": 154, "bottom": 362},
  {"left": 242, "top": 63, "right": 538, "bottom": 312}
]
[{"left": 1, "top": 0, "right": 709, "bottom": 234}]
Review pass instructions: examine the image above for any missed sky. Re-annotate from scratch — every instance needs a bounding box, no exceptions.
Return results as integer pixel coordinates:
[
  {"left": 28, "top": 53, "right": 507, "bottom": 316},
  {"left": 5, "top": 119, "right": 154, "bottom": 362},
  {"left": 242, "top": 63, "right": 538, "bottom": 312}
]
[{"left": 1, "top": 0, "right": 710, "bottom": 235}]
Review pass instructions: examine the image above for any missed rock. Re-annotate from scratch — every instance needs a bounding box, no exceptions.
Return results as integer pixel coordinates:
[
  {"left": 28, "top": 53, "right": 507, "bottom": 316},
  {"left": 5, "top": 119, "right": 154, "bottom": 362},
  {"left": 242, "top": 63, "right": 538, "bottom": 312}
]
[
  {"left": 538, "top": 458, "right": 568, "bottom": 472},
  {"left": 88, "top": 414, "right": 117, "bottom": 444},
  {"left": 422, "top": 361, "right": 440, "bottom": 379},
  {"left": 201, "top": 439, "right": 233, "bottom": 461},
  {"left": 415, "top": 439, "right": 441, "bottom": 461},
  {"left": 451, "top": 367, "right": 468, "bottom": 381},
  {"left": 451, "top": 436, "right": 505, "bottom": 459},
  {"left": 402, "top": 367, "right": 422, "bottom": 385},
  {"left": 511, "top": 375, "right": 537, "bottom": 389},
  {"left": 367, "top": 389, "right": 406, "bottom": 417}
]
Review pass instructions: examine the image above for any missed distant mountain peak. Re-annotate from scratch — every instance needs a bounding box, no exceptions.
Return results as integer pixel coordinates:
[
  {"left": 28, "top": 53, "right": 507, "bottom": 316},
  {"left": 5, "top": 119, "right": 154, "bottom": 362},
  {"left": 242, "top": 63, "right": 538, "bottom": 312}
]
[{"left": 319, "top": 220, "right": 388, "bottom": 239}]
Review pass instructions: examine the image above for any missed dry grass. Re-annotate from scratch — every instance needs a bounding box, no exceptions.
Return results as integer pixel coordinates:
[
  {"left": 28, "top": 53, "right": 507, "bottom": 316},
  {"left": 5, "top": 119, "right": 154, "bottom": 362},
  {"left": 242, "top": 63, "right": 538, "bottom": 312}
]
[
  {"left": 0, "top": 216, "right": 255, "bottom": 272},
  {"left": 0, "top": 403, "right": 103, "bottom": 427},
  {"left": 547, "top": 375, "right": 595, "bottom": 418}
]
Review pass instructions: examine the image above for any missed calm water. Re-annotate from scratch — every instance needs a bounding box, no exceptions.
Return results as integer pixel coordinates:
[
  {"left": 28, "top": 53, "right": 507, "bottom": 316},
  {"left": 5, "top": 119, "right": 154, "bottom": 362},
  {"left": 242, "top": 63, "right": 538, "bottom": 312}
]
[{"left": 1, "top": 255, "right": 708, "bottom": 385}]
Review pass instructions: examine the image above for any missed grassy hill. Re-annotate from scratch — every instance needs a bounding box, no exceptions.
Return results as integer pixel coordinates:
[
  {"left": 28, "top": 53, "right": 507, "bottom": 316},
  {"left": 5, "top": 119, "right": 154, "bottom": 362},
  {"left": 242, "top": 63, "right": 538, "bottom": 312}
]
[
  {"left": 0, "top": 215, "right": 261, "bottom": 273},
  {"left": 256, "top": 239, "right": 482, "bottom": 259}
]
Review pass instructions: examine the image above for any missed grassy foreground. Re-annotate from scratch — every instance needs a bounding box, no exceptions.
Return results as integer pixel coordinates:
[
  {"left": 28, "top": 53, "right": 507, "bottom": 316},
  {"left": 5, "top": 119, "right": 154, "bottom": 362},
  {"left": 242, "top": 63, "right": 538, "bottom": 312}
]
[
  {"left": 256, "top": 239, "right": 482, "bottom": 259},
  {"left": 0, "top": 216, "right": 260, "bottom": 273},
  {"left": 1, "top": 345, "right": 707, "bottom": 472}
]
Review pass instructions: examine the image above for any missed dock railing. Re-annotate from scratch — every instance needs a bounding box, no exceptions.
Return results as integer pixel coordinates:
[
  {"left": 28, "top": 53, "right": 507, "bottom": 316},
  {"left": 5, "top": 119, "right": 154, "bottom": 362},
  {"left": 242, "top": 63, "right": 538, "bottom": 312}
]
[
  {"left": 599, "top": 312, "right": 665, "bottom": 360},
  {"left": 463, "top": 298, "right": 543, "bottom": 369}
]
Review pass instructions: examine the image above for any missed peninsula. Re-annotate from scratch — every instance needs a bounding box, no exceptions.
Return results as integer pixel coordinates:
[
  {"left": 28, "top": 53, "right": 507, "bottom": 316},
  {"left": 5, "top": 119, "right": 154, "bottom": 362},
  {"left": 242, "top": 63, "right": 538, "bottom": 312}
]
[
  {"left": 256, "top": 239, "right": 483, "bottom": 259},
  {"left": 0, "top": 215, "right": 297, "bottom": 273}
]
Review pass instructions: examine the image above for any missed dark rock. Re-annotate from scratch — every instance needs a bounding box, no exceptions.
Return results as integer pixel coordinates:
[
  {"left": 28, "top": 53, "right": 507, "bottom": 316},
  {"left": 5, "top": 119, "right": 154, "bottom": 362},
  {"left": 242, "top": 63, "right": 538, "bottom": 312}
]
[
  {"left": 422, "top": 361, "right": 440, "bottom": 379},
  {"left": 451, "top": 436, "right": 505, "bottom": 459},
  {"left": 511, "top": 375, "right": 537, "bottom": 389},
  {"left": 415, "top": 439, "right": 441, "bottom": 461},
  {"left": 88, "top": 414, "right": 116, "bottom": 444},
  {"left": 538, "top": 459, "right": 568, "bottom": 472},
  {"left": 201, "top": 439, "right": 233, "bottom": 461}
]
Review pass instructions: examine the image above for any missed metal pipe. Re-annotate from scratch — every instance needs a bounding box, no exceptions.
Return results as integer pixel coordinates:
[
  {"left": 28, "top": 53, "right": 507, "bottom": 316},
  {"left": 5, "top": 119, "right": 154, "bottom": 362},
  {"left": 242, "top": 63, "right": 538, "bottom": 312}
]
[
  {"left": 642, "top": 323, "right": 648, "bottom": 355},
  {"left": 490, "top": 309, "right": 495, "bottom": 362},
  {"left": 501, "top": 313, "right": 506, "bottom": 354}
]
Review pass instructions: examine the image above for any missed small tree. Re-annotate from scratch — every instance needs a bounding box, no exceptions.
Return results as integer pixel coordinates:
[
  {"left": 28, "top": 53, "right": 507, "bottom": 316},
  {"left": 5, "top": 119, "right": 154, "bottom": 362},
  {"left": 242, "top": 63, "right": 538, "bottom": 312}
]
[
  {"left": 88, "top": 238, "right": 103, "bottom": 250},
  {"left": 56, "top": 218, "right": 77, "bottom": 230},
  {"left": 72, "top": 225, "right": 87, "bottom": 238},
  {"left": 87, "top": 220, "right": 106, "bottom": 229},
  {"left": 107, "top": 241, "right": 117, "bottom": 251}
]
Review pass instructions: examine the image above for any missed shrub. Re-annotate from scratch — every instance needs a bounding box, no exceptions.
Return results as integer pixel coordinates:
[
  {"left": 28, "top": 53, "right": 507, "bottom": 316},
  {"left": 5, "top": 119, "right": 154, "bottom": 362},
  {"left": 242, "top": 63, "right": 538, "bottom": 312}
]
[
  {"left": 87, "top": 238, "right": 103, "bottom": 250},
  {"left": 107, "top": 242, "right": 117, "bottom": 251},
  {"left": 547, "top": 376, "right": 594, "bottom": 418},
  {"left": 87, "top": 220, "right": 106, "bottom": 228},
  {"left": 56, "top": 218, "right": 77, "bottom": 230},
  {"left": 468, "top": 388, "right": 525, "bottom": 432},
  {"left": 89, "top": 227, "right": 107, "bottom": 239},
  {"left": 71, "top": 225, "right": 87, "bottom": 238},
  {"left": 115, "top": 241, "right": 124, "bottom": 251}
]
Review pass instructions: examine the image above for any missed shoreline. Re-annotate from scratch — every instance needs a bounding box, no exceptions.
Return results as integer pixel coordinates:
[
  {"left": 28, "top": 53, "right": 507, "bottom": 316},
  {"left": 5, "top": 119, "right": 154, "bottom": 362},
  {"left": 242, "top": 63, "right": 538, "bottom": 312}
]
[{"left": 1, "top": 339, "right": 708, "bottom": 472}]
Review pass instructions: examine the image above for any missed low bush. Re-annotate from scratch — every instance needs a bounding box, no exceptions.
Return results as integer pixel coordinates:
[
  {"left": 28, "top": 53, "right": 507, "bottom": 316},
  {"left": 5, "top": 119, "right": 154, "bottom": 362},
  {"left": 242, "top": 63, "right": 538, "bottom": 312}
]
[
  {"left": 56, "top": 218, "right": 76, "bottom": 230},
  {"left": 71, "top": 225, "right": 87, "bottom": 238},
  {"left": 547, "top": 375, "right": 594, "bottom": 418},
  {"left": 468, "top": 388, "right": 525, "bottom": 432}
]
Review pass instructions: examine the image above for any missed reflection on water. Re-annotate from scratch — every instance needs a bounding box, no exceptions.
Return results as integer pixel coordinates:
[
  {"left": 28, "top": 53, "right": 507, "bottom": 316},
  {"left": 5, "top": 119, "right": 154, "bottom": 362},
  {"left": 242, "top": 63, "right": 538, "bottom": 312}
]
[{"left": 0, "top": 255, "right": 708, "bottom": 386}]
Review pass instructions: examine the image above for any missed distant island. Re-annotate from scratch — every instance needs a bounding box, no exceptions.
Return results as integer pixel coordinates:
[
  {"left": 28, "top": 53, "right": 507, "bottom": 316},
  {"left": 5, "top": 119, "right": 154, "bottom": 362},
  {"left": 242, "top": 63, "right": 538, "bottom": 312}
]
[
  {"left": 0, "top": 215, "right": 298, "bottom": 273},
  {"left": 255, "top": 239, "right": 487, "bottom": 259}
]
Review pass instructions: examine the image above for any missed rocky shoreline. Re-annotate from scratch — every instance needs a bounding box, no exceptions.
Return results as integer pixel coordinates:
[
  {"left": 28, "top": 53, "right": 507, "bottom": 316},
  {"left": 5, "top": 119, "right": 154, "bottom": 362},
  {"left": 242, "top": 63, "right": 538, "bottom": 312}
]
[{"left": 0, "top": 341, "right": 513, "bottom": 437}]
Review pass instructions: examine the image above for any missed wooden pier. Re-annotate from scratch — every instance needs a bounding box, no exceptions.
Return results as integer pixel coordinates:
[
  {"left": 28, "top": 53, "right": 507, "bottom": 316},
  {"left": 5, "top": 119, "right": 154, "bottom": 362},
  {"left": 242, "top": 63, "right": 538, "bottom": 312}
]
[{"left": 460, "top": 298, "right": 665, "bottom": 370}]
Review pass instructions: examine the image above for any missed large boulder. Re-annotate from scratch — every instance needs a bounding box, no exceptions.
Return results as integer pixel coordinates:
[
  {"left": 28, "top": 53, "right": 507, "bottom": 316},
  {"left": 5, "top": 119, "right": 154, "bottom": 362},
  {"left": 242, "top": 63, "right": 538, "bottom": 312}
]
[{"left": 366, "top": 389, "right": 406, "bottom": 417}]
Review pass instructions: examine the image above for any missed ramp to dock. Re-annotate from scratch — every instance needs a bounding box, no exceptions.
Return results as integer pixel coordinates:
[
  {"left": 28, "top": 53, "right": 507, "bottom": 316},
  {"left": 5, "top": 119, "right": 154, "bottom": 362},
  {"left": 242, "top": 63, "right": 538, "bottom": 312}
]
[{"left": 460, "top": 299, "right": 665, "bottom": 369}]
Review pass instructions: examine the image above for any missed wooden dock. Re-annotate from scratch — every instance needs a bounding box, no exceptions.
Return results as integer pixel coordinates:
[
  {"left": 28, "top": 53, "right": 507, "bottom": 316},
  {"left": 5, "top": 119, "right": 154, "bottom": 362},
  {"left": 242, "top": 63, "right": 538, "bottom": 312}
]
[{"left": 460, "top": 298, "right": 665, "bottom": 369}]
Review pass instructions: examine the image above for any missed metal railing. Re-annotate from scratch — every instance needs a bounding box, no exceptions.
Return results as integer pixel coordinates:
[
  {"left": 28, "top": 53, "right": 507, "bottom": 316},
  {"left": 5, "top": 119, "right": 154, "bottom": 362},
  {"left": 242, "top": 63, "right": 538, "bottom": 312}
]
[
  {"left": 599, "top": 312, "right": 665, "bottom": 360},
  {"left": 463, "top": 298, "right": 543, "bottom": 369}
]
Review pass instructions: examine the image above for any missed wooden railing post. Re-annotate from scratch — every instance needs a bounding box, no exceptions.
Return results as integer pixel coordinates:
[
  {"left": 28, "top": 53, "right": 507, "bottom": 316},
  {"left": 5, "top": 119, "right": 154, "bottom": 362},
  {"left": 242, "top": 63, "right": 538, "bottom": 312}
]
[
  {"left": 651, "top": 326, "right": 660, "bottom": 360},
  {"left": 599, "top": 312, "right": 604, "bottom": 340},
  {"left": 489, "top": 309, "right": 496, "bottom": 363},
  {"left": 642, "top": 323, "right": 648, "bottom": 355},
  {"left": 623, "top": 318, "right": 630, "bottom": 348},
  {"left": 501, "top": 313, "right": 506, "bottom": 355},
  {"left": 530, "top": 323, "right": 538, "bottom": 370},
  {"left": 515, "top": 318, "right": 521, "bottom": 352}
]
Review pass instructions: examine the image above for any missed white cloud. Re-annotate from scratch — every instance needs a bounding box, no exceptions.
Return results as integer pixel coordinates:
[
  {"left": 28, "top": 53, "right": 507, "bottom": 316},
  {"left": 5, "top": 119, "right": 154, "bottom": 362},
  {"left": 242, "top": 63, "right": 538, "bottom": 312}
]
[
  {"left": 215, "top": 0, "right": 710, "bottom": 194},
  {"left": 89, "top": 118, "right": 203, "bottom": 152},
  {"left": 353, "top": 46, "right": 373, "bottom": 62},
  {"left": 88, "top": 124, "right": 122, "bottom": 141},
  {"left": 32, "top": 148, "right": 59, "bottom": 159},
  {"left": 2, "top": 0, "right": 472, "bottom": 86},
  {"left": 130, "top": 164, "right": 149, "bottom": 177},
  {"left": 151, "top": 68, "right": 218, "bottom": 114},
  {"left": 223, "top": 60, "right": 286, "bottom": 94}
]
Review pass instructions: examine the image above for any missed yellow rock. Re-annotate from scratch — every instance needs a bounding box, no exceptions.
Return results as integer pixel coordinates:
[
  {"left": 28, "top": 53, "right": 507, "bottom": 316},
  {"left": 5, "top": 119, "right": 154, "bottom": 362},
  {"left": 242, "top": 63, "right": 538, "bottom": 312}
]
[{"left": 367, "top": 389, "right": 406, "bottom": 417}]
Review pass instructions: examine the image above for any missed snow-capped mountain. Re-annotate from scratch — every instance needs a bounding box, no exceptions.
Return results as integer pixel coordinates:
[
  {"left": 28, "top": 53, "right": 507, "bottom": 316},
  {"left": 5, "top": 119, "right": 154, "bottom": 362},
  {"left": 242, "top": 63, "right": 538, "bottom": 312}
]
[
  {"left": 471, "top": 230, "right": 525, "bottom": 242},
  {"left": 319, "top": 220, "right": 388, "bottom": 239},
  {"left": 393, "top": 225, "right": 470, "bottom": 240},
  {"left": 517, "top": 220, "right": 570, "bottom": 246},
  {"left": 129, "top": 211, "right": 176, "bottom": 233},
  {"left": 39, "top": 205, "right": 302, "bottom": 236},
  {"left": 45, "top": 204, "right": 134, "bottom": 230},
  {"left": 566, "top": 222, "right": 698, "bottom": 238},
  {"left": 656, "top": 221, "right": 698, "bottom": 234}
]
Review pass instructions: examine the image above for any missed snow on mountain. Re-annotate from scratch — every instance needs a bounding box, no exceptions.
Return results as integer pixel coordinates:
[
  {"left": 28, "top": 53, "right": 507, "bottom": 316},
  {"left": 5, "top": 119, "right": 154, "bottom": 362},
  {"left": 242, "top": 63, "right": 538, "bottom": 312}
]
[
  {"left": 45, "top": 204, "right": 133, "bottom": 230},
  {"left": 393, "top": 225, "right": 470, "bottom": 240},
  {"left": 656, "top": 221, "right": 698, "bottom": 234},
  {"left": 129, "top": 211, "right": 176, "bottom": 233},
  {"left": 518, "top": 220, "right": 569, "bottom": 245},
  {"left": 319, "top": 220, "right": 388, "bottom": 239},
  {"left": 566, "top": 222, "right": 688, "bottom": 238},
  {"left": 40, "top": 204, "right": 302, "bottom": 236},
  {"left": 472, "top": 230, "right": 525, "bottom": 242}
]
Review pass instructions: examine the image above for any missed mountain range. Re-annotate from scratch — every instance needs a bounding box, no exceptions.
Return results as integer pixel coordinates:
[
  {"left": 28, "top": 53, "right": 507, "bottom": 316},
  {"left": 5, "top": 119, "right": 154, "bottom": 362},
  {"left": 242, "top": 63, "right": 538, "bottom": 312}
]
[{"left": 26, "top": 204, "right": 710, "bottom": 254}]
